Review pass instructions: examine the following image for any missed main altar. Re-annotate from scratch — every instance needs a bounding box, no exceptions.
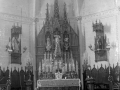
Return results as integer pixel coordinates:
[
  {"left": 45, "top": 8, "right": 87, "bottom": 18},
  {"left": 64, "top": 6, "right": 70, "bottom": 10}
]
[{"left": 36, "top": 0, "right": 80, "bottom": 89}]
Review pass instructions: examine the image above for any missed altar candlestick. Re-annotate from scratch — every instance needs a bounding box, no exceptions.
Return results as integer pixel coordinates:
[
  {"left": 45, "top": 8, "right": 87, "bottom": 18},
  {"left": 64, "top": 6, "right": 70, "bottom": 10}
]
[
  {"left": 44, "top": 65, "right": 46, "bottom": 72},
  {"left": 65, "top": 52, "right": 67, "bottom": 72},
  {"left": 109, "top": 63, "right": 110, "bottom": 75},
  {"left": 71, "top": 63, "right": 73, "bottom": 71},
  {"left": 47, "top": 65, "right": 49, "bottom": 72},
  {"left": 69, "top": 63, "right": 71, "bottom": 71},
  {"left": 73, "top": 62, "right": 75, "bottom": 71},
  {"left": 39, "top": 62, "right": 41, "bottom": 73},
  {"left": 54, "top": 61, "right": 57, "bottom": 71},
  {"left": 52, "top": 65, "right": 55, "bottom": 73},
  {"left": 65, "top": 63, "right": 67, "bottom": 72},
  {"left": 42, "top": 63, "right": 44, "bottom": 72},
  {"left": 89, "top": 56, "right": 90, "bottom": 66},
  {"left": 44, "top": 53, "right": 46, "bottom": 60},
  {"left": 48, "top": 66, "right": 50, "bottom": 72},
  {"left": 65, "top": 52, "right": 66, "bottom": 63},
  {"left": 47, "top": 52, "right": 49, "bottom": 59},
  {"left": 50, "top": 64, "right": 52, "bottom": 72},
  {"left": 50, "top": 53, "right": 52, "bottom": 61},
  {"left": 62, "top": 65, "right": 65, "bottom": 73},
  {"left": 76, "top": 61, "right": 78, "bottom": 74},
  {"left": 67, "top": 52, "right": 69, "bottom": 71},
  {"left": 59, "top": 61, "right": 61, "bottom": 69},
  {"left": 49, "top": 52, "right": 50, "bottom": 59}
]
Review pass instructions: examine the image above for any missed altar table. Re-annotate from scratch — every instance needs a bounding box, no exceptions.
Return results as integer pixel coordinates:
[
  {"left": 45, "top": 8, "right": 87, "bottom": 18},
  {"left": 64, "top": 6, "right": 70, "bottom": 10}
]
[{"left": 37, "top": 79, "right": 81, "bottom": 90}]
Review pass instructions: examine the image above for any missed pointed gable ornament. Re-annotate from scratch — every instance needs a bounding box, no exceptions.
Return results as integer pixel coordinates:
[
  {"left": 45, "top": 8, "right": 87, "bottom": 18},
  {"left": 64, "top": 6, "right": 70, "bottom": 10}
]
[
  {"left": 45, "top": 3, "right": 50, "bottom": 30},
  {"left": 54, "top": 0, "right": 59, "bottom": 19}
]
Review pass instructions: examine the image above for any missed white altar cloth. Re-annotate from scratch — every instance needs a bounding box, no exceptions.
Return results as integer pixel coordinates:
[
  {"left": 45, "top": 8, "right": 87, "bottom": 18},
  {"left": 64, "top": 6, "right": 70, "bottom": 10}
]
[{"left": 37, "top": 79, "right": 81, "bottom": 88}]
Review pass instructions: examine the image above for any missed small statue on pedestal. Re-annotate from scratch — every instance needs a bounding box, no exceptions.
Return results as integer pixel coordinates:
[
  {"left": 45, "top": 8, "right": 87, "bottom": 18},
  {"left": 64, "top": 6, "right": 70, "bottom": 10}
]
[{"left": 55, "top": 69, "right": 63, "bottom": 79}]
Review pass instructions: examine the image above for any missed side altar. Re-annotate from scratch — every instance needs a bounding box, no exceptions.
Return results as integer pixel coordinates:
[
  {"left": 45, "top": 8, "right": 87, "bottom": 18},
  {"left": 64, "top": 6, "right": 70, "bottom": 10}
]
[{"left": 36, "top": 0, "right": 80, "bottom": 90}]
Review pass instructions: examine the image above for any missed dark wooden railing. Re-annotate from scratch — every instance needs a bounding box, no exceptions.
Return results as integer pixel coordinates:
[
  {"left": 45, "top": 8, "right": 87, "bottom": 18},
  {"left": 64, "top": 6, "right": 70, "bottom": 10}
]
[
  {"left": 83, "top": 63, "right": 120, "bottom": 90},
  {"left": 0, "top": 66, "right": 34, "bottom": 90}
]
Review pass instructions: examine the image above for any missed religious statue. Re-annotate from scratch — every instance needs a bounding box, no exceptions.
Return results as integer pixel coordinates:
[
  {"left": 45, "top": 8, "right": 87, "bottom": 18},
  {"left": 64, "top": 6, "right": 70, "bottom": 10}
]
[
  {"left": 96, "top": 36, "right": 102, "bottom": 50},
  {"left": 64, "top": 35, "right": 69, "bottom": 50},
  {"left": 55, "top": 70, "right": 63, "bottom": 79},
  {"left": 46, "top": 36, "right": 51, "bottom": 51},
  {"left": 11, "top": 34, "right": 20, "bottom": 53},
  {"left": 54, "top": 35, "right": 61, "bottom": 58}
]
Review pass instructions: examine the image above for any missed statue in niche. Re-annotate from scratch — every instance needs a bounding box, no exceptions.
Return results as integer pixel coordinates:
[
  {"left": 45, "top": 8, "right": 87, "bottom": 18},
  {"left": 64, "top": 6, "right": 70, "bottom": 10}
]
[
  {"left": 11, "top": 34, "right": 20, "bottom": 53},
  {"left": 46, "top": 36, "right": 51, "bottom": 51},
  {"left": 64, "top": 33, "right": 69, "bottom": 50},
  {"left": 54, "top": 34, "right": 61, "bottom": 58},
  {"left": 96, "top": 36, "right": 102, "bottom": 50}
]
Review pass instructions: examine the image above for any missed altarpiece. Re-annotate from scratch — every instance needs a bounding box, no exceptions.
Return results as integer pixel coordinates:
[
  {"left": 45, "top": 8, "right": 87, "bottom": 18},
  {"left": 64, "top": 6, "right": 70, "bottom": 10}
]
[{"left": 36, "top": 0, "right": 80, "bottom": 88}]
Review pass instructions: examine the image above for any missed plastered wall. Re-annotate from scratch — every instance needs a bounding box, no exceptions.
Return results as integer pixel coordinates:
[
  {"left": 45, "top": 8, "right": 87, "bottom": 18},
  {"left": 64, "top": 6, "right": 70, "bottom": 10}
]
[
  {"left": 78, "top": 0, "right": 120, "bottom": 69},
  {"left": 0, "top": 0, "right": 35, "bottom": 70}
]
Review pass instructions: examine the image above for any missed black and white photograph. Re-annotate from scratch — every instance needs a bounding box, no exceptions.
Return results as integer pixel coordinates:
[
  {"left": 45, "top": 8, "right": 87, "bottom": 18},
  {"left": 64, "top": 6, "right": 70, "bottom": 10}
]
[{"left": 0, "top": 0, "right": 119, "bottom": 90}]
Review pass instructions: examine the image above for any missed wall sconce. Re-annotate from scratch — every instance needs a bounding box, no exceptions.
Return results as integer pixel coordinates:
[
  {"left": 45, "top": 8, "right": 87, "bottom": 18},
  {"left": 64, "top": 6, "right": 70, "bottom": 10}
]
[
  {"left": 23, "top": 46, "right": 27, "bottom": 53},
  {"left": 89, "top": 44, "right": 95, "bottom": 51},
  {"left": 88, "top": 39, "right": 111, "bottom": 51}
]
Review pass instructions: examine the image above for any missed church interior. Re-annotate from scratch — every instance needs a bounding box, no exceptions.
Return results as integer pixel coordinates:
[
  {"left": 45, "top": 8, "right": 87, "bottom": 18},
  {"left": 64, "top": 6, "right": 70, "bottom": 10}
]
[{"left": 0, "top": 0, "right": 120, "bottom": 90}]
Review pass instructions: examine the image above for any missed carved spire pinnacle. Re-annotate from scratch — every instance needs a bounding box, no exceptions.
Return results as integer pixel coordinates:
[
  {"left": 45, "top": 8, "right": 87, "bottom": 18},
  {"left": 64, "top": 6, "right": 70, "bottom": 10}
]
[
  {"left": 46, "top": 3, "right": 49, "bottom": 22},
  {"left": 54, "top": 0, "right": 59, "bottom": 18},
  {"left": 63, "top": 3, "right": 68, "bottom": 28},
  {"left": 45, "top": 3, "right": 50, "bottom": 28},
  {"left": 64, "top": 3, "right": 67, "bottom": 21}
]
